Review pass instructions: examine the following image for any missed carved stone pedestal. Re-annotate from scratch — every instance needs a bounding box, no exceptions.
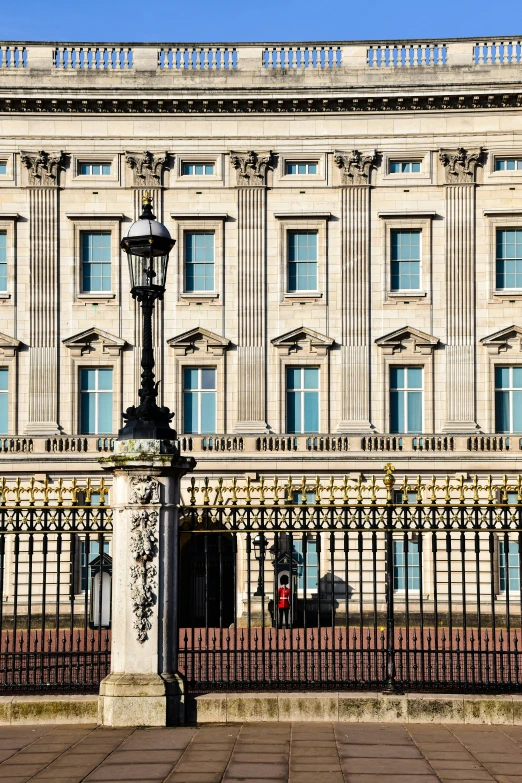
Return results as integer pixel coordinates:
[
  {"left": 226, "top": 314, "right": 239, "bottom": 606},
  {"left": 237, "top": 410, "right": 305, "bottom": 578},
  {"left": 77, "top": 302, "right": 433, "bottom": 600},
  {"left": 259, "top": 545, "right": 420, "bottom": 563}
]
[{"left": 98, "top": 439, "right": 195, "bottom": 727}]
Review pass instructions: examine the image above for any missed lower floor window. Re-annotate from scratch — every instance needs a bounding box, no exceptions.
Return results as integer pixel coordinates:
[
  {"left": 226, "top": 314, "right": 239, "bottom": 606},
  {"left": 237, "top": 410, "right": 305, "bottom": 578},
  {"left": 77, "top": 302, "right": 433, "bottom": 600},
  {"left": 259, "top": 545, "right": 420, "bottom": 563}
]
[
  {"left": 80, "top": 368, "right": 113, "bottom": 434},
  {"left": 390, "top": 366, "right": 423, "bottom": 433},
  {"left": 495, "top": 366, "right": 522, "bottom": 433},
  {"left": 293, "top": 536, "right": 319, "bottom": 592},
  {"left": 183, "top": 367, "right": 216, "bottom": 433},
  {"left": 499, "top": 539, "right": 520, "bottom": 593},
  {"left": 0, "top": 369, "right": 7, "bottom": 434},
  {"left": 393, "top": 538, "right": 421, "bottom": 591},
  {"left": 286, "top": 367, "right": 319, "bottom": 433}
]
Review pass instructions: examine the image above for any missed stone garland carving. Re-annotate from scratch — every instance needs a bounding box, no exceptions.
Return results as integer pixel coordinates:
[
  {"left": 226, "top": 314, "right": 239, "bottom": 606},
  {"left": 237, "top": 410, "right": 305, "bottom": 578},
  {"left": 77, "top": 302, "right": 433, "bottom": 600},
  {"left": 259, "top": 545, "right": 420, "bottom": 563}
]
[
  {"left": 125, "top": 150, "right": 168, "bottom": 186},
  {"left": 130, "top": 508, "right": 158, "bottom": 643},
  {"left": 129, "top": 476, "right": 160, "bottom": 505},
  {"left": 230, "top": 150, "right": 273, "bottom": 185},
  {"left": 21, "top": 150, "right": 64, "bottom": 185},
  {"left": 333, "top": 149, "right": 377, "bottom": 185},
  {"left": 439, "top": 147, "right": 483, "bottom": 183}
]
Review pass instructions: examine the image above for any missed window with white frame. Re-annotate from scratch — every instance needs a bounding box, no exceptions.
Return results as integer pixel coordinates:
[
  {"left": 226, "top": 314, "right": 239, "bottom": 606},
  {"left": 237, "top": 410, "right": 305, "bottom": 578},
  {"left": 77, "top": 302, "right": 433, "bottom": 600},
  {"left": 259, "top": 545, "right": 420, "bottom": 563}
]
[
  {"left": 81, "top": 232, "right": 111, "bottom": 293},
  {"left": 495, "top": 366, "right": 522, "bottom": 433},
  {"left": 80, "top": 368, "right": 113, "bottom": 435},
  {"left": 0, "top": 369, "right": 7, "bottom": 434},
  {"left": 0, "top": 163, "right": 6, "bottom": 176},
  {"left": 292, "top": 535, "right": 319, "bottom": 592},
  {"left": 495, "top": 158, "right": 522, "bottom": 171},
  {"left": 499, "top": 538, "right": 520, "bottom": 593},
  {"left": 288, "top": 231, "right": 318, "bottom": 292},
  {"left": 183, "top": 367, "right": 216, "bottom": 434},
  {"left": 183, "top": 163, "right": 215, "bottom": 175},
  {"left": 496, "top": 229, "right": 522, "bottom": 290},
  {"left": 286, "top": 367, "right": 319, "bottom": 433},
  {"left": 390, "top": 366, "right": 423, "bottom": 433},
  {"left": 286, "top": 162, "right": 318, "bottom": 175},
  {"left": 390, "top": 160, "right": 421, "bottom": 174},
  {"left": 184, "top": 232, "right": 215, "bottom": 292},
  {"left": 0, "top": 232, "right": 6, "bottom": 292},
  {"left": 393, "top": 536, "right": 421, "bottom": 591},
  {"left": 391, "top": 229, "right": 421, "bottom": 291},
  {"left": 80, "top": 163, "right": 111, "bottom": 176}
]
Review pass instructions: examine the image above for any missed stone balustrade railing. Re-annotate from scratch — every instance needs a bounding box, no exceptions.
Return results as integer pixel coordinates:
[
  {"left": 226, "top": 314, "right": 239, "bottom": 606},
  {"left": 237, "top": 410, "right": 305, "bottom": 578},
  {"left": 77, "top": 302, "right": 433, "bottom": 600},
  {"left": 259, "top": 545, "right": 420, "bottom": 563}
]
[
  {"left": 0, "top": 433, "right": 519, "bottom": 460},
  {"left": 0, "top": 38, "right": 520, "bottom": 75}
]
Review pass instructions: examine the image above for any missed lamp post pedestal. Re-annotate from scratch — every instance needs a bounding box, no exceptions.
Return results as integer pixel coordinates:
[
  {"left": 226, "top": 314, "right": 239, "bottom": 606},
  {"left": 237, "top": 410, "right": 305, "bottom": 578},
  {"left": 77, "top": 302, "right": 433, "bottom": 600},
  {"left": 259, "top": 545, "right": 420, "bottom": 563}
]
[{"left": 98, "top": 439, "right": 195, "bottom": 727}]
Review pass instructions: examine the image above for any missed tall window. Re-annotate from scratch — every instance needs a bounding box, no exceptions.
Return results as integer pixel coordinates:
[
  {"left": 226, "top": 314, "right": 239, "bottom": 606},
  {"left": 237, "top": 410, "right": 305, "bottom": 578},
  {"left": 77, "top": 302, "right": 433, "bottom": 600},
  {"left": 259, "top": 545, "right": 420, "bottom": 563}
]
[
  {"left": 0, "top": 369, "right": 8, "bottom": 434},
  {"left": 496, "top": 229, "right": 522, "bottom": 290},
  {"left": 390, "top": 367, "right": 423, "bottom": 433},
  {"left": 80, "top": 163, "right": 111, "bottom": 175},
  {"left": 185, "top": 233, "right": 215, "bottom": 292},
  {"left": 391, "top": 229, "right": 421, "bottom": 291},
  {"left": 81, "top": 232, "right": 111, "bottom": 293},
  {"left": 183, "top": 367, "right": 216, "bottom": 434},
  {"left": 293, "top": 536, "right": 319, "bottom": 591},
  {"left": 288, "top": 231, "right": 318, "bottom": 292},
  {"left": 495, "top": 366, "right": 522, "bottom": 433},
  {"left": 183, "top": 163, "right": 215, "bottom": 175},
  {"left": 495, "top": 158, "right": 522, "bottom": 171},
  {"left": 80, "top": 369, "right": 113, "bottom": 435},
  {"left": 499, "top": 539, "right": 520, "bottom": 593},
  {"left": 0, "top": 232, "right": 6, "bottom": 292},
  {"left": 286, "top": 162, "right": 318, "bottom": 175},
  {"left": 286, "top": 367, "right": 319, "bottom": 433},
  {"left": 393, "top": 538, "right": 421, "bottom": 591},
  {"left": 390, "top": 160, "right": 421, "bottom": 173},
  {"left": 0, "top": 163, "right": 6, "bottom": 175}
]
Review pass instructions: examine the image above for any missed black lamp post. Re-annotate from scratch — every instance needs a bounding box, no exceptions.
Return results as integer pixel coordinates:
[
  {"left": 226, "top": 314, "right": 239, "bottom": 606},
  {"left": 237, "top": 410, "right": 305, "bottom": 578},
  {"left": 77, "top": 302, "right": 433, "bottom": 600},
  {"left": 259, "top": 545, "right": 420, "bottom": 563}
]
[
  {"left": 119, "top": 192, "right": 176, "bottom": 440},
  {"left": 253, "top": 532, "right": 268, "bottom": 597}
]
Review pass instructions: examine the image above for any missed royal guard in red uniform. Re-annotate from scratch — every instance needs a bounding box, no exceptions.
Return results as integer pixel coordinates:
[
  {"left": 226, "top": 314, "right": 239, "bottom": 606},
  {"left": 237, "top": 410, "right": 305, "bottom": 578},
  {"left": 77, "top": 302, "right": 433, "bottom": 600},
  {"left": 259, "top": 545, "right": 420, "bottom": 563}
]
[{"left": 277, "top": 574, "right": 291, "bottom": 628}]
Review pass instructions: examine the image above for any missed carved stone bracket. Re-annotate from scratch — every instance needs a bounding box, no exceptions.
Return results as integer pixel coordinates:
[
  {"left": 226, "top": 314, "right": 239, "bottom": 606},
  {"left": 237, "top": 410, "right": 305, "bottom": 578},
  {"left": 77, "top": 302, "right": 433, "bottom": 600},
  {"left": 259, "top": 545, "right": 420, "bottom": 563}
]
[
  {"left": 125, "top": 151, "right": 168, "bottom": 186},
  {"left": 21, "top": 150, "right": 64, "bottom": 186},
  {"left": 129, "top": 476, "right": 160, "bottom": 505},
  {"left": 439, "top": 147, "right": 484, "bottom": 183},
  {"left": 129, "top": 508, "right": 158, "bottom": 643},
  {"left": 334, "top": 150, "right": 377, "bottom": 185},
  {"left": 230, "top": 150, "right": 273, "bottom": 186}
]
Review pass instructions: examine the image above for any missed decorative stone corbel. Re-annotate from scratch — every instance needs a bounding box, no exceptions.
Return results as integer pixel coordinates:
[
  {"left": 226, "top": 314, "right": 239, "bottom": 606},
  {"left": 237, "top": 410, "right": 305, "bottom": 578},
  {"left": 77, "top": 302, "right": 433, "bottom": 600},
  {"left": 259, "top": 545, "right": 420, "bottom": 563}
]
[
  {"left": 333, "top": 149, "right": 378, "bottom": 185},
  {"left": 439, "top": 147, "right": 484, "bottom": 183},
  {"left": 21, "top": 150, "right": 64, "bottom": 186},
  {"left": 125, "top": 150, "right": 169, "bottom": 186},
  {"left": 230, "top": 150, "right": 273, "bottom": 186}
]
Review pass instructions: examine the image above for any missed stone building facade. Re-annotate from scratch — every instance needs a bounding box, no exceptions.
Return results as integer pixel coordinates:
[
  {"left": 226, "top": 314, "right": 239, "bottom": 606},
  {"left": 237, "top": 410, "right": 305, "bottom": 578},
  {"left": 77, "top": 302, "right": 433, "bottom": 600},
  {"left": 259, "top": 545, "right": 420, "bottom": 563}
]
[{"left": 0, "top": 38, "right": 521, "bottom": 484}]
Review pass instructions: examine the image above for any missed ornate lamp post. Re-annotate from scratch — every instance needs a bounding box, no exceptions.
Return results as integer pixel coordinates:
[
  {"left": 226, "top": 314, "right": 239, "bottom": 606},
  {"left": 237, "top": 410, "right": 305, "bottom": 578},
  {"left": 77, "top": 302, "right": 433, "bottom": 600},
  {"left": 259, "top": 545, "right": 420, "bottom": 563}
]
[
  {"left": 253, "top": 532, "right": 268, "bottom": 596},
  {"left": 119, "top": 192, "right": 176, "bottom": 440}
]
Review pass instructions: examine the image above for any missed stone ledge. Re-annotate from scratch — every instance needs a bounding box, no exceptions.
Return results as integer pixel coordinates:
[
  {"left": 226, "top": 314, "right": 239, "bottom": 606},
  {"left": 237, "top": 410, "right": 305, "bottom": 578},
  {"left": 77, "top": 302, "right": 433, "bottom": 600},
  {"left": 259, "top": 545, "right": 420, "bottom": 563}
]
[
  {"left": 0, "top": 695, "right": 97, "bottom": 725},
  {"left": 195, "top": 692, "right": 522, "bottom": 725}
]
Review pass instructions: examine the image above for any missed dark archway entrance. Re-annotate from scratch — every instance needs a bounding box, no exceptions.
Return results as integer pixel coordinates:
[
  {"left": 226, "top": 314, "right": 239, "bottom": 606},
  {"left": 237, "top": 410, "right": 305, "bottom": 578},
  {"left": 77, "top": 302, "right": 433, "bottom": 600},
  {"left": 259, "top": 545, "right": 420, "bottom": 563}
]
[{"left": 180, "top": 533, "right": 235, "bottom": 627}]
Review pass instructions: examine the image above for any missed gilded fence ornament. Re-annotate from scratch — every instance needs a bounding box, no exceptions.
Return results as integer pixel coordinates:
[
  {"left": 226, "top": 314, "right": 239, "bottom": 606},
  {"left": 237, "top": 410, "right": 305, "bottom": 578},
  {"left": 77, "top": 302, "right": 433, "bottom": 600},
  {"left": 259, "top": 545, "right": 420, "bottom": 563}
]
[
  {"left": 258, "top": 476, "right": 266, "bottom": 505},
  {"left": 216, "top": 477, "right": 224, "bottom": 505},
  {"left": 472, "top": 475, "right": 480, "bottom": 503},
  {"left": 314, "top": 476, "right": 321, "bottom": 504},
  {"left": 383, "top": 462, "right": 395, "bottom": 502},
  {"left": 327, "top": 476, "right": 336, "bottom": 504},
  {"left": 369, "top": 475, "right": 377, "bottom": 504},
  {"left": 341, "top": 476, "right": 349, "bottom": 504},
  {"left": 272, "top": 476, "right": 281, "bottom": 505},
  {"left": 500, "top": 474, "right": 509, "bottom": 502},
  {"left": 188, "top": 477, "right": 197, "bottom": 506}
]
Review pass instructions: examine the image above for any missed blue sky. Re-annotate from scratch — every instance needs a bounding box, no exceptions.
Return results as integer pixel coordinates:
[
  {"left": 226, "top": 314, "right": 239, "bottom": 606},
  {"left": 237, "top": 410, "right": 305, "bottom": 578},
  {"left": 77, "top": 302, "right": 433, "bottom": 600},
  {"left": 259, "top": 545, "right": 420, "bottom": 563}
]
[{"left": 0, "top": 0, "right": 519, "bottom": 42}]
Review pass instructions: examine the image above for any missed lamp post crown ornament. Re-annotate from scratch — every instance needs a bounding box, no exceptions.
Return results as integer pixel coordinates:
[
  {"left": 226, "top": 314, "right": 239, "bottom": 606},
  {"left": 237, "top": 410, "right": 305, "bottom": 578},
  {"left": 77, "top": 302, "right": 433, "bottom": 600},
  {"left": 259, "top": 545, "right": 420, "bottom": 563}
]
[{"left": 119, "top": 192, "right": 177, "bottom": 441}]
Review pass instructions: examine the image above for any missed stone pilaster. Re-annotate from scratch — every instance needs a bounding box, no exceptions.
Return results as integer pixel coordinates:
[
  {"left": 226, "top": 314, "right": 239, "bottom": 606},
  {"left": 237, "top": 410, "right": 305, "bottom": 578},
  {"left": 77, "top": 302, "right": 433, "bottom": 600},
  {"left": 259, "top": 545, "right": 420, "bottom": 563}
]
[
  {"left": 98, "top": 440, "right": 195, "bottom": 727},
  {"left": 334, "top": 151, "right": 377, "bottom": 433},
  {"left": 22, "top": 150, "right": 64, "bottom": 435},
  {"left": 231, "top": 151, "right": 272, "bottom": 433},
  {"left": 440, "top": 148, "right": 483, "bottom": 432}
]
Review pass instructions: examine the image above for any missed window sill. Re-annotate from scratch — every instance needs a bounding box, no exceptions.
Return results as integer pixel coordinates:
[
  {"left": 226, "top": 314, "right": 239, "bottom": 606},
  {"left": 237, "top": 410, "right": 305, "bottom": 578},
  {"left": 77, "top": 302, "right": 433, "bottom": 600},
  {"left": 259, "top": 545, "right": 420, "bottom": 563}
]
[
  {"left": 282, "top": 293, "right": 323, "bottom": 305},
  {"left": 386, "top": 291, "right": 427, "bottom": 304},
  {"left": 179, "top": 293, "right": 220, "bottom": 305},
  {"left": 491, "top": 291, "right": 522, "bottom": 301},
  {"left": 0, "top": 293, "right": 11, "bottom": 300},
  {"left": 76, "top": 293, "right": 116, "bottom": 302}
]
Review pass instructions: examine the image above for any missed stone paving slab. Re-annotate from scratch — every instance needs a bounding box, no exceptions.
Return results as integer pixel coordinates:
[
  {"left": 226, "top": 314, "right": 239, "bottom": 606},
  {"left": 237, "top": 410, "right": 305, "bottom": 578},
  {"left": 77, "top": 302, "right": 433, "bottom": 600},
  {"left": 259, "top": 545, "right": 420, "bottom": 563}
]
[{"left": 1, "top": 722, "right": 522, "bottom": 781}]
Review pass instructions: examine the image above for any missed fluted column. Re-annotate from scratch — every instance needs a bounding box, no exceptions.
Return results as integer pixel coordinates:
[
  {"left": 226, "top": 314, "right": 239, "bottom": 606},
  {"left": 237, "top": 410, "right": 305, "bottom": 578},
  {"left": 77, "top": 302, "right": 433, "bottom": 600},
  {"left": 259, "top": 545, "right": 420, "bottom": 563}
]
[
  {"left": 22, "top": 151, "right": 64, "bottom": 436},
  {"left": 231, "top": 151, "right": 272, "bottom": 433},
  {"left": 440, "top": 148, "right": 483, "bottom": 432},
  {"left": 334, "top": 150, "right": 377, "bottom": 432}
]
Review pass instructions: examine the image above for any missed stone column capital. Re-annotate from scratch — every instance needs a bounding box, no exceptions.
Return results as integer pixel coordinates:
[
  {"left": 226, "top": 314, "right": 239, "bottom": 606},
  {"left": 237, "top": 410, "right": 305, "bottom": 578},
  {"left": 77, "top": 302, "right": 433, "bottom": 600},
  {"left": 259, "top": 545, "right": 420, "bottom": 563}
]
[{"left": 230, "top": 150, "right": 273, "bottom": 186}]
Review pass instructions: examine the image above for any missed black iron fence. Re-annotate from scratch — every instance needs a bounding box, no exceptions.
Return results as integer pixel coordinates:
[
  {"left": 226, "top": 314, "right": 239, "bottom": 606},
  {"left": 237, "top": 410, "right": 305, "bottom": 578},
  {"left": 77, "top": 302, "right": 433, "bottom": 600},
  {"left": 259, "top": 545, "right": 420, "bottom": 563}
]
[{"left": 0, "top": 480, "right": 113, "bottom": 693}]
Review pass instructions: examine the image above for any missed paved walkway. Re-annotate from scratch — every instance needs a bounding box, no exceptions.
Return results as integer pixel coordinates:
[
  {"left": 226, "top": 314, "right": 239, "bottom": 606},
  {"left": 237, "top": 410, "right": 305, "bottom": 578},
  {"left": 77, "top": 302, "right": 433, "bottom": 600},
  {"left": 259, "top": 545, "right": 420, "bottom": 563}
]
[{"left": 0, "top": 722, "right": 522, "bottom": 782}]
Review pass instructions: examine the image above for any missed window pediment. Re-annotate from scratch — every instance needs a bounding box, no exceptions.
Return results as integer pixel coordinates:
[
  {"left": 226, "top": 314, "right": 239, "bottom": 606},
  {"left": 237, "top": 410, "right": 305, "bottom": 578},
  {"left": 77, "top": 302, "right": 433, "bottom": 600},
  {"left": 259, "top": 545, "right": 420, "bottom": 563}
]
[
  {"left": 376, "top": 326, "right": 439, "bottom": 356},
  {"left": 481, "top": 325, "right": 522, "bottom": 355},
  {"left": 167, "top": 327, "right": 230, "bottom": 356},
  {"left": 0, "top": 331, "right": 21, "bottom": 358},
  {"left": 272, "top": 326, "right": 334, "bottom": 356},
  {"left": 63, "top": 327, "right": 126, "bottom": 357}
]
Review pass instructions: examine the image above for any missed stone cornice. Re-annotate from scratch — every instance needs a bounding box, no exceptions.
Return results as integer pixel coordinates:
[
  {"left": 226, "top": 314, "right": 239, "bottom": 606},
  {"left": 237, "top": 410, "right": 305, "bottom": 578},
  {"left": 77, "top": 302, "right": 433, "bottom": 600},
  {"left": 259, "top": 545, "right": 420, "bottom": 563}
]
[{"left": 3, "top": 92, "right": 522, "bottom": 114}]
